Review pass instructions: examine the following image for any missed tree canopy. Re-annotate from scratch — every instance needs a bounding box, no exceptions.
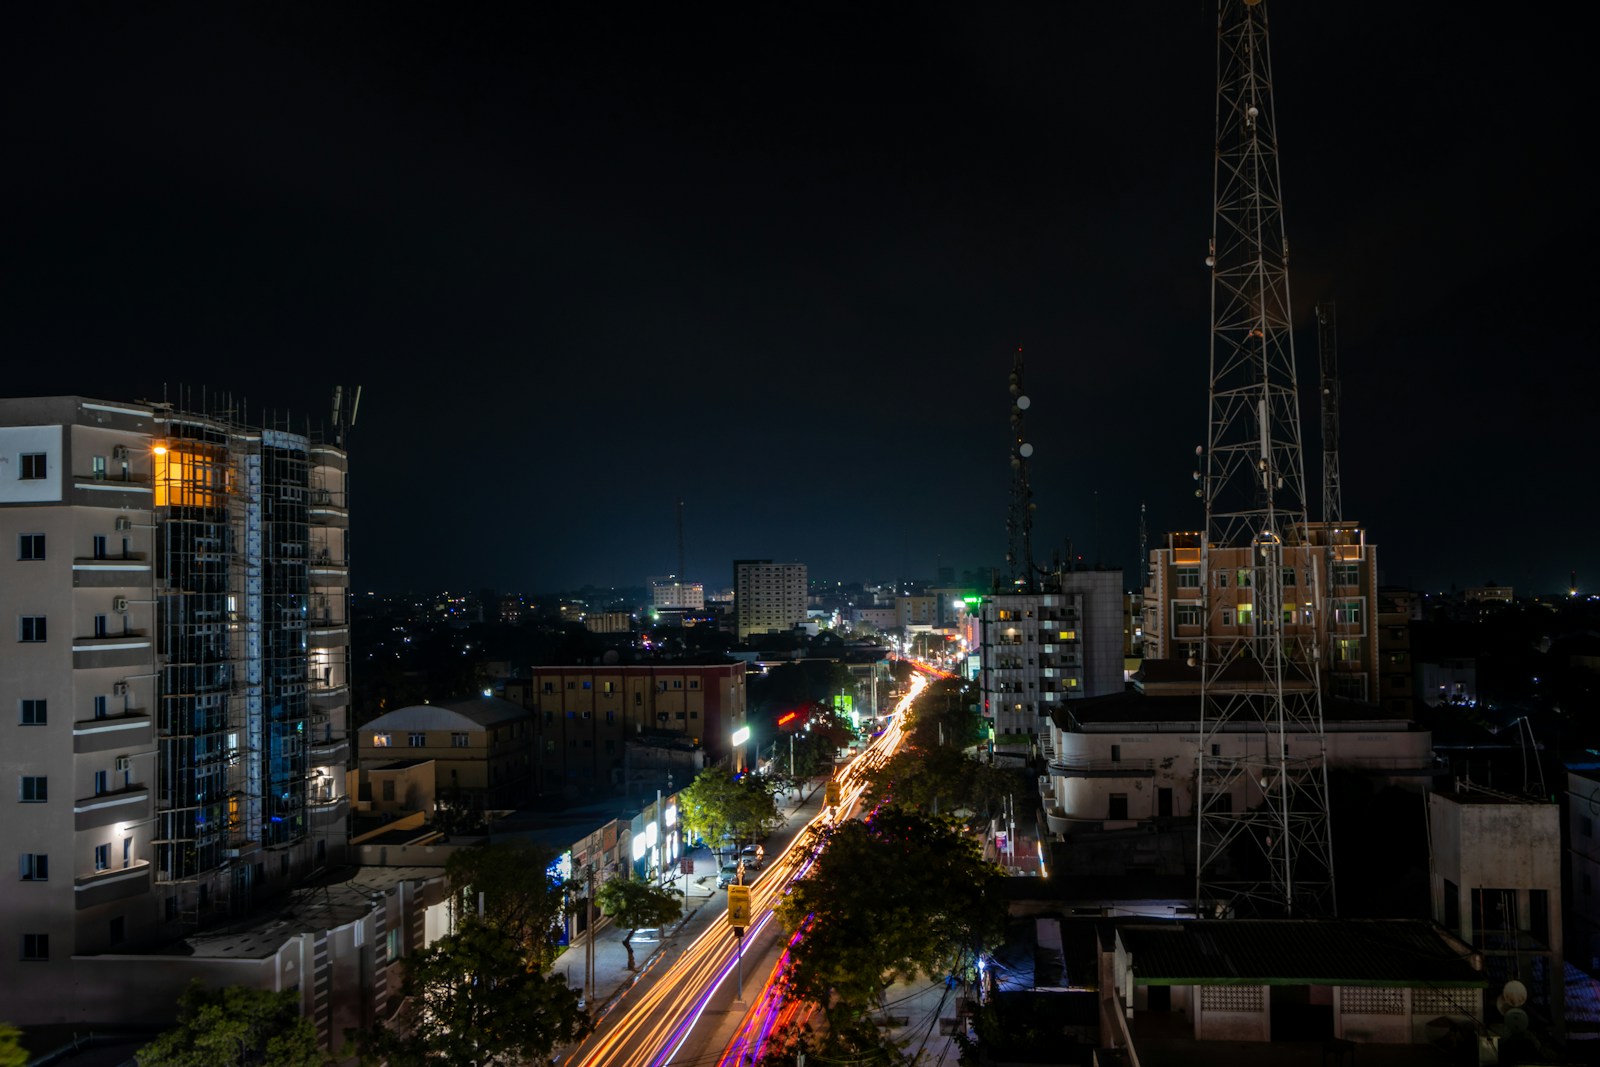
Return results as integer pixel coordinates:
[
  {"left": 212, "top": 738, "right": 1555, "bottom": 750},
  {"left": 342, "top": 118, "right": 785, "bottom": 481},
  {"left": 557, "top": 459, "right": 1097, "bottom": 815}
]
[
  {"left": 775, "top": 808, "right": 1006, "bottom": 1029},
  {"left": 594, "top": 875, "right": 685, "bottom": 971},
  {"left": 677, "top": 767, "right": 778, "bottom": 854},
  {"left": 444, "top": 839, "right": 567, "bottom": 969},
  {"left": 0, "top": 1024, "right": 27, "bottom": 1067},
  {"left": 137, "top": 982, "right": 324, "bottom": 1067},
  {"left": 353, "top": 920, "right": 588, "bottom": 1067}
]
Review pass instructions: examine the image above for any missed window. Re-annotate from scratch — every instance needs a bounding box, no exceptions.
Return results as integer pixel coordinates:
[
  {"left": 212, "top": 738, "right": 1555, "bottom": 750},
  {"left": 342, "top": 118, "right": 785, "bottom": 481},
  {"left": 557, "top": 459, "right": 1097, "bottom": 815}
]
[
  {"left": 1236, "top": 604, "right": 1253, "bottom": 625},
  {"left": 19, "top": 854, "right": 48, "bottom": 881},
  {"left": 581, "top": 680, "right": 592, "bottom": 690},
  {"left": 20, "top": 777, "right": 46, "bottom": 803},
  {"left": 1221, "top": 609, "right": 1235, "bottom": 627},
  {"left": 20, "top": 453, "right": 46, "bottom": 480},
  {"left": 635, "top": 692, "right": 643, "bottom": 707},
  {"left": 94, "top": 695, "right": 107, "bottom": 719},
  {"left": 605, "top": 711, "right": 615, "bottom": 723},
  {"left": 1057, "top": 630, "right": 1076, "bottom": 641},
  {"left": 1215, "top": 571, "right": 1229, "bottom": 588},
  {"left": 372, "top": 733, "right": 392, "bottom": 748},
  {"left": 689, "top": 679, "right": 699, "bottom": 690},
  {"left": 19, "top": 616, "right": 46, "bottom": 643},
  {"left": 408, "top": 732, "right": 426, "bottom": 747},
  {"left": 1283, "top": 605, "right": 1296, "bottom": 625},
  {"left": 123, "top": 837, "right": 131, "bottom": 868},
  {"left": 542, "top": 681, "right": 554, "bottom": 694},
  {"left": 95, "top": 844, "right": 110, "bottom": 872},
  {"left": 386, "top": 927, "right": 401, "bottom": 961},
  {"left": 20, "top": 699, "right": 45, "bottom": 726},
  {"left": 451, "top": 732, "right": 469, "bottom": 748},
  {"left": 603, "top": 681, "right": 615, "bottom": 694},
  {"left": 18, "top": 534, "right": 44, "bottom": 561},
  {"left": 1176, "top": 568, "right": 1200, "bottom": 589},
  {"left": 20, "top": 934, "right": 48, "bottom": 961},
  {"left": 1332, "top": 563, "right": 1360, "bottom": 588},
  {"left": 94, "top": 771, "right": 109, "bottom": 795},
  {"left": 1335, "top": 600, "right": 1364, "bottom": 626},
  {"left": 1108, "top": 794, "right": 1129, "bottom": 820},
  {"left": 92, "top": 455, "right": 107, "bottom": 480},
  {"left": 566, "top": 681, "right": 575, "bottom": 690},
  {"left": 94, "top": 614, "right": 109, "bottom": 638},
  {"left": 1336, "top": 639, "right": 1364, "bottom": 663},
  {"left": 1110, "top": 744, "right": 1122, "bottom": 763},
  {"left": 1175, "top": 605, "right": 1202, "bottom": 627},
  {"left": 92, "top": 535, "right": 107, "bottom": 559},
  {"left": 672, "top": 680, "right": 682, "bottom": 689}
]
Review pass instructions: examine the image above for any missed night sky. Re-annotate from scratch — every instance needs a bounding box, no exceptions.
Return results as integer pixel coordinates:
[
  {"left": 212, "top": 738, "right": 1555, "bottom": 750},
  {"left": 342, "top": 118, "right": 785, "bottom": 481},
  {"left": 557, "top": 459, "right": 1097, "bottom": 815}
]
[{"left": 3, "top": 5, "right": 1591, "bottom": 595}]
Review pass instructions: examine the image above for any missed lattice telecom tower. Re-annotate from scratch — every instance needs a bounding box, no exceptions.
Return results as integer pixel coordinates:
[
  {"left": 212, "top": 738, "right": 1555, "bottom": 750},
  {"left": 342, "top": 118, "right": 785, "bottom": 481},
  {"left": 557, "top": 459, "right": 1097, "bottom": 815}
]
[
  {"left": 1005, "top": 350, "right": 1040, "bottom": 592},
  {"left": 1195, "top": 0, "right": 1335, "bottom": 917}
]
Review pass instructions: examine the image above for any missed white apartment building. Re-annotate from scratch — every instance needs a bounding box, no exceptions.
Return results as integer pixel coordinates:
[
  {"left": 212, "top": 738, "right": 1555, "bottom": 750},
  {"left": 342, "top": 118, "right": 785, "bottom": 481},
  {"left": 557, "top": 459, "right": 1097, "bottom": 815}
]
[
  {"left": 0, "top": 395, "right": 352, "bottom": 1026},
  {"left": 978, "top": 569, "right": 1124, "bottom": 760},
  {"left": 733, "top": 559, "right": 806, "bottom": 640},
  {"left": 651, "top": 577, "right": 705, "bottom": 610}
]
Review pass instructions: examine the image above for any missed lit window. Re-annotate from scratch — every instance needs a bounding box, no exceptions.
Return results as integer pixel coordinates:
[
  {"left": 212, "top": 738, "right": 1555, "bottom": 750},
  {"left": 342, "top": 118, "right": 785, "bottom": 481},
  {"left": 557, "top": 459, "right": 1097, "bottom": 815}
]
[
  {"left": 1237, "top": 604, "right": 1254, "bottom": 625},
  {"left": 372, "top": 733, "right": 392, "bottom": 748},
  {"left": 94, "top": 844, "right": 110, "bottom": 872}
]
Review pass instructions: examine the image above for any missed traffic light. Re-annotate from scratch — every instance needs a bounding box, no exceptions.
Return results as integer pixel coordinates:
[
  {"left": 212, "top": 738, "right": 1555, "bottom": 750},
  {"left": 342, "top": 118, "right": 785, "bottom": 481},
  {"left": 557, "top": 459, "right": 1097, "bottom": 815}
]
[{"left": 728, "top": 885, "right": 752, "bottom": 930}]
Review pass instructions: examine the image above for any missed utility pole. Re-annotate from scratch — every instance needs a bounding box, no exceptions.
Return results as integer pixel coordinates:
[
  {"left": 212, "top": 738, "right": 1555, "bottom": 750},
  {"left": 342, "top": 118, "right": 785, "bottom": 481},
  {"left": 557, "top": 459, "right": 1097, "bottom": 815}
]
[
  {"left": 585, "top": 864, "right": 596, "bottom": 1005},
  {"left": 1196, "top": 0, "right": 1334, "bottom": 918}
]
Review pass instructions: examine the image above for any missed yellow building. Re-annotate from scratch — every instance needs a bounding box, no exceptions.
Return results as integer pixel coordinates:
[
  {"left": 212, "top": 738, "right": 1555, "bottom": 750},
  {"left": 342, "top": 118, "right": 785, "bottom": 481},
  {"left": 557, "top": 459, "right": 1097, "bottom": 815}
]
[{"left": 358, "top": 696, "right": 533, "bottom": 812}]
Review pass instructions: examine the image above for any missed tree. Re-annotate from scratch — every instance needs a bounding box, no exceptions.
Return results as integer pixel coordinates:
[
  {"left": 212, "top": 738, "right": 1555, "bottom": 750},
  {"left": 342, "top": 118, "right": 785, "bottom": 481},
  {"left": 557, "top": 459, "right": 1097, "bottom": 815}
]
[
  {"left": 353, "top": 920, "right": 588, "bottom": 1067},
  {"left": 775, "top": 809, "right": 1006, "bottom": 1030},
  {"left": 677, "top": 767, "right": 778, "bottom": 857},
  {"left": 0, "top": 1024, "right": 26, "bottom": 1067},
  {"left": 137, "top": 982, "right": 324, "bottom": 1067},
  {"left": 445, "top": 839, "right": 567, "bottom": 969},
  {"left": 594, "top": 875, "right": 684, "bottom": 972}
]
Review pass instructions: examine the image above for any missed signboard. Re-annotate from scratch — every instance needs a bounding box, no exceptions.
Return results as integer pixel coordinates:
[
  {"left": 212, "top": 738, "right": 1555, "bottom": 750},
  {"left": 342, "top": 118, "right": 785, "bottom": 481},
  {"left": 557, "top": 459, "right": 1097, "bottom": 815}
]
[
  {"left": 727, "top": 885, "right": 752, "bottom": 930},
  {"left": 680, "top": 857, "right": 695, "bottom": 874},
  {"left": 825, "top": 780, "right": 841, "bottom": 807}
]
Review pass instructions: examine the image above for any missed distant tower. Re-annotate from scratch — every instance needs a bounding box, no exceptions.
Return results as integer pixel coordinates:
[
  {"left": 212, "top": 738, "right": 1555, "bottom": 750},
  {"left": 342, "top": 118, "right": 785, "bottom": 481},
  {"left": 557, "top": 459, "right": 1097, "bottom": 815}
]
[
  {"left": 1196, "top": 0, "right": 1335, "bottom": 916},
  {"left": 1005, "top": 350, "right": 1039, "bottom": 592},
  {"left": 676, "top": 499, "right": 686, "bottom": 581},
  {"left": 1318, "top": 302, "right": 1341, "bottom": 527},
  {"left": 1138, "top": 501, "right": 1149, "bottom": 591}
]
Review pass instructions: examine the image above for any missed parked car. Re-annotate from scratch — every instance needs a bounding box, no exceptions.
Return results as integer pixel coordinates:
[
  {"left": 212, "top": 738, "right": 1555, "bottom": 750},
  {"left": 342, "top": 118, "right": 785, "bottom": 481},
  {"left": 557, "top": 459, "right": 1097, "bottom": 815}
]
[
  {"left": 739, "top": 844, "right": 765, "bottom": 870},
  {"left": 717, "top": 863, "right": 742, "bottom": 889}
]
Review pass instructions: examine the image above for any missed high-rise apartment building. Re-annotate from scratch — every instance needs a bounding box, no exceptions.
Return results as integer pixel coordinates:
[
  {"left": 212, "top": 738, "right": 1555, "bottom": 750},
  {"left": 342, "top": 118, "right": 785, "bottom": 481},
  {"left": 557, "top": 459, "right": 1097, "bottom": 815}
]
[
  {"left": 977, "top": 569, "right": 1124, "bottom": 759},
  {"left": 651, "top": 577, "right": 705, "bottom": 610},
  {"left": 733, "top": 559, "right": 806, "bottom": 640},
  {"left": 0, "top": 396, "right": 351, "bottom": 1021}
]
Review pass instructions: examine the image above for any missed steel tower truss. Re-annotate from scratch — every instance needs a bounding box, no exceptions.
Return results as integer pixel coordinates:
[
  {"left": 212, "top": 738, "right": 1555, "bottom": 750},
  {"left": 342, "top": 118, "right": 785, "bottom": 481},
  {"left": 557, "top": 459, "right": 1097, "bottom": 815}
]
[{"left": 1196, "top": 0, "right": 1334, "bottom": 917}]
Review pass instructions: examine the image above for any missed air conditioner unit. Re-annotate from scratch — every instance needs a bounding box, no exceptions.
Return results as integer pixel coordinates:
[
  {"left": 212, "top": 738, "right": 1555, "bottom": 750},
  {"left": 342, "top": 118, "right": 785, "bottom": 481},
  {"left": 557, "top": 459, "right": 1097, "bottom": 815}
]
[
  {"left": 111, "top": 445, "right": 129, "bottom": 460},
  {"left": 115, "top": 756, "right": 132, "bottom": 772},
  {"left": 112, "top": 596, "right": 129, "bottom": 613},
  {"left": 113, "top": 681, "right": 128, "bottom": 696},
  {"left": 114, "top": 516, "right": 132, "bottom": 531}
]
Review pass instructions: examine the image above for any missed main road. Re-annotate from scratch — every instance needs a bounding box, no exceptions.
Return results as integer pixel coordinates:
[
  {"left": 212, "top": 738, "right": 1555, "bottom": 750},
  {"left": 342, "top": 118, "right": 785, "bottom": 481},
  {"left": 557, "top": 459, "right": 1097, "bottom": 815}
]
[{"left": 568, "top": 672, "right": 927, "bottom": 1067}]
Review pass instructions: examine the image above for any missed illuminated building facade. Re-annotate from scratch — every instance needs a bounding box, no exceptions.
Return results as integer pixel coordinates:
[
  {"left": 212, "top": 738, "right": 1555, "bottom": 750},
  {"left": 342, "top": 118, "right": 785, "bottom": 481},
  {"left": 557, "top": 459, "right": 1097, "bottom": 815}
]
[
  {"left": 0, "top": 395, "right": 351, "bottom": 1023},
  {"left": 1143, "top": 523, "right": 1380, "bottom": 703},
  {"left": 733, "top": 558, "right": 807, "bottom": 640}
]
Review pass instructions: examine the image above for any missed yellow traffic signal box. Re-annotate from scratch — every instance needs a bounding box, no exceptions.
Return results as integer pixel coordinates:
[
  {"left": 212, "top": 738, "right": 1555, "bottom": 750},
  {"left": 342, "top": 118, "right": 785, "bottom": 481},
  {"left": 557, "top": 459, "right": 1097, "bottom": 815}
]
[{"left": 728, "top": 885, "right": 752, "bottom": 929}]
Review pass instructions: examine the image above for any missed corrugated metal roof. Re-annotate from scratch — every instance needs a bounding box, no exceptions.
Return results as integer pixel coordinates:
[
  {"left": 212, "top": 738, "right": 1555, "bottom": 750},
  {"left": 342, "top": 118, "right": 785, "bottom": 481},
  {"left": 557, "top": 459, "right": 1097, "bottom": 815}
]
[{"left": 1118, "top": 919, "right": 1484, "bottom": 988}]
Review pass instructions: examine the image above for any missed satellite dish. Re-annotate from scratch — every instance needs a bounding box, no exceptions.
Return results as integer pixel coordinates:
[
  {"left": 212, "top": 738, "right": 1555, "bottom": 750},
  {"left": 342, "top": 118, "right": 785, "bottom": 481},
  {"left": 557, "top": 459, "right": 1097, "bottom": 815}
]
[
  {"left": 1503, "top": 1007, "right": 1529, "bottom": 1034},
  {"left": 1016, "top": 395, "right": 1031, "bottom": 411},
  {"left": 1502, "top": 979, "right": 1528, "bottom": 1008},
  {"left": 1019, "top": 443, "right": 1034, "bottom": 459}
]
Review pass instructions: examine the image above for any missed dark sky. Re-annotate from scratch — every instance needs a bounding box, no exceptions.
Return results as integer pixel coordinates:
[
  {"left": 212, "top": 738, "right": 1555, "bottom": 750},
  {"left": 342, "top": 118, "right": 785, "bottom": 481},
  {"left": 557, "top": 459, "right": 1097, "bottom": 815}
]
[{"left": 2, "top": 5, "right": 1591, "bottom": 595}]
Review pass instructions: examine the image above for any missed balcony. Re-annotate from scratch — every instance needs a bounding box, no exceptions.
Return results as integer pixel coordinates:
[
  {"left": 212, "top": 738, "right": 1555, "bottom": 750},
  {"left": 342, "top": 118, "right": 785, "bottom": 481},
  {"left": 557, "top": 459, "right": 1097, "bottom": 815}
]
[
  {"left": 72, "top": 473, "right": 153, "bottom": 497},
  {"left": 71, "top": 556, "right": 152, "bottom": 587},
  {"left": 311, "top": 683, "right": 350, "bottom": 709},
  {"left": 73, "top": 712, "right": 152, "bottom": 754},
  {"left": 309, "top": 795, "right": 349, "bottom": 826},
  {"left": 1048, "top": 758, "right": 1156, "bottom": 779},
  {"left": 74, "top": 785, "right": 150, "bottom": 831},
  {"left": 1044, "top": 804, "right": 1074, "bottom": 836},
  {"left": 74, "top": 860, "right": 153, "bottom": 910},
  {"left": 309, "top": 736, "right": 350, "bottom": 766},
  {"left": 71, "top": 632, "right": 154, "bottom": 670}
]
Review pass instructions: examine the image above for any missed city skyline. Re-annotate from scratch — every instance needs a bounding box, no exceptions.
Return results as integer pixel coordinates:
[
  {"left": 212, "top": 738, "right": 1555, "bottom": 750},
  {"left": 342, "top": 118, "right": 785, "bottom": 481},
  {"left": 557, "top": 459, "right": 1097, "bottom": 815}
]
[{"left": 2, "top": 5, "right": 1590, "bottom": 594}]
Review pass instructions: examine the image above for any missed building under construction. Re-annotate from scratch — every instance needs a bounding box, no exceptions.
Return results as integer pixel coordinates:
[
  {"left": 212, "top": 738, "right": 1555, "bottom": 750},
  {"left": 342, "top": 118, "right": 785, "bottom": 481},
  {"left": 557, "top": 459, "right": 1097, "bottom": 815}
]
[{"left": 0, "top": 393, "right": 353, "bottom": 1021}]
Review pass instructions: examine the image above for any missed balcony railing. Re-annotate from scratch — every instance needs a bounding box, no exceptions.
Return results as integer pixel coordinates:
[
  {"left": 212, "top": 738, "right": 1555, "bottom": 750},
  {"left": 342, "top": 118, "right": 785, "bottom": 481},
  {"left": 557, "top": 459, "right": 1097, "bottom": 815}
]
[{"left": 1048, "top": 758, "right": 1156, "bottom": 778}]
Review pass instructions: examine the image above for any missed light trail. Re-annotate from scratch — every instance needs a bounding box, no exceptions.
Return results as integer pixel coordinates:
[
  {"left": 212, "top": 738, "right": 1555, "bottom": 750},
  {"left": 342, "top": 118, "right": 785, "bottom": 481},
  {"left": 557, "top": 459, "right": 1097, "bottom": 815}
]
[{"left": 571, "top": 673, "right": 927, "bottom": 1067}]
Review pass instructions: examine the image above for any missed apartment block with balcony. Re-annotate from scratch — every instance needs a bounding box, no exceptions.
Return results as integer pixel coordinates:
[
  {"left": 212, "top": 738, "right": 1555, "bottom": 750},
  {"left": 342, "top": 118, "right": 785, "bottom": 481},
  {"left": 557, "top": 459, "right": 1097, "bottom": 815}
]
[
  {"left": 978, "top": 569, "right": 1123, "bottom": 762},
  {"left": 733, "top": 559, "right": 807, "bottom": 640},
  {"left": 1144, "top": 524, "right": 1380, "bottom": 703},
  {"left": 0, "top": 395, "right": 351, "bottom": 1026}
]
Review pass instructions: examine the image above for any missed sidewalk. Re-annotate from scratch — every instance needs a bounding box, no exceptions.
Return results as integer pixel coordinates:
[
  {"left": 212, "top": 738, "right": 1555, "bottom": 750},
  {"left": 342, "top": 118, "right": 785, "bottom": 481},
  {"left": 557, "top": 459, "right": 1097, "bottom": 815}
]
[{"left": 554, "top": 783, "right": 824, "bottom": 1053}]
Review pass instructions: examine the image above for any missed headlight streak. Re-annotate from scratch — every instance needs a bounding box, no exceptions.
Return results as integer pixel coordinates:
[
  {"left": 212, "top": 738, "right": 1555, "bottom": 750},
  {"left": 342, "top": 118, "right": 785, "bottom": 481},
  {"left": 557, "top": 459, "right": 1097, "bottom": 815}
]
[{"left": 573, "top": 672, "right": 929, "bottom": 1067}]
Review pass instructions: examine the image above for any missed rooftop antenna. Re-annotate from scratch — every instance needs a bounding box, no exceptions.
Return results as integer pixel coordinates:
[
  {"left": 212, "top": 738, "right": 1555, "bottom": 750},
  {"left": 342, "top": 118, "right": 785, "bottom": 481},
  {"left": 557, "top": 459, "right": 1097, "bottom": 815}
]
[
  {"left": 676, "top": 499, "right": 686, "bottom": 583},
  {"left": 1005, "top": 349, "right": 1039, "bottom": 592},
  {"left": 1138, "top": 501, "right": 1149, "bottom": 591}
]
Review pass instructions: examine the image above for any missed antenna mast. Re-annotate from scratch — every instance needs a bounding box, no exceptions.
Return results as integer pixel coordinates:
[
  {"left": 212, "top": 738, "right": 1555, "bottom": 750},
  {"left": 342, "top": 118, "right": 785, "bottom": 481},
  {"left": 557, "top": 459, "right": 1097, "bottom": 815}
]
[
  {"left": 1005, "top": 350, "right": 1038, "bottom": 592},
  {"left": 1318, "top": 302, "right": 1341, "bottom": 527},
  {"left": 1196, "top": 0, "right": 1334, "bottom": 917},
  {"left": 676, "top": 499, "right": 686, "bottom": 581}
]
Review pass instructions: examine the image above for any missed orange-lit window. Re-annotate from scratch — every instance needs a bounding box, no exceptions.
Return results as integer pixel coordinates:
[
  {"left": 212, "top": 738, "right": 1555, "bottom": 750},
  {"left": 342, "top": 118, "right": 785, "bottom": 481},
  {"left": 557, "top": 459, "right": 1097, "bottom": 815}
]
[
  {"left": 152, "top": 442, "right": 231, "bottom": 507},
  {"left": 227, "top": 795, "right": 240, "bottom": 831}
]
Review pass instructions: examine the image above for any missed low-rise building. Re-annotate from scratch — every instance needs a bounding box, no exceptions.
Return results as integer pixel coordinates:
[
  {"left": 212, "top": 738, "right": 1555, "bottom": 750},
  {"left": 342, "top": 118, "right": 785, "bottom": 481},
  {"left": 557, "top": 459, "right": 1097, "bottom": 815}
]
[{"left": 358, "top": 696, "right": 534, "bottom": 813}]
